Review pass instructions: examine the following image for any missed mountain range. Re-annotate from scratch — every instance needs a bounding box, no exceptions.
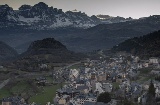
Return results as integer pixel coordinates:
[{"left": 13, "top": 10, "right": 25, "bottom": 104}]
[
  {"left": 1, "top": 2, "right": 160, "bottom": 53},
  {"left": 0, "top": 2, "right": 100, "bottom": 29},
  {"left": 0, "top": 2, "right": 133, "bottom": 30},
  {"left": 61, "top": 15, "right": 160, "bottom": 52}
]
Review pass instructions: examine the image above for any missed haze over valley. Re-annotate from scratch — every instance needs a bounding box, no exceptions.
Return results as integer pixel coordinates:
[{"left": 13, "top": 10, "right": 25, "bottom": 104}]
[{"left": 1, "top": 1, "right": 160, "bottom": 105}]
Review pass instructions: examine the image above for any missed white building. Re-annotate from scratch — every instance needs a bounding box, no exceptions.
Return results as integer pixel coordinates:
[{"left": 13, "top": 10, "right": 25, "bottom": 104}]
[
  {"left": 69, "top": 69, "right": 79, "bottom": 80},
  {"left": 85, "top": 68, "right": 90, "bottom": 73},
  {"left": 94, "top": 82, "right": 105, "bottom": 94},
  {"left": 103, "top": 83, "right": 112, "bottom": 93},
  {"left": 137, "top": 63, "right": 143, "bottom": 69},
  {"left": 149, "top": 57, "right": 159, "bottom": 64},
  {"left": 39, "top": 64, "right": 48, "bottom": 69}
]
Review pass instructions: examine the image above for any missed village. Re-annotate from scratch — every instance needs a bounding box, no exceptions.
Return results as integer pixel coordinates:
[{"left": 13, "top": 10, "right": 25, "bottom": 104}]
[{"left": 1, "top": 52, "right": 160, "bottom": 105}]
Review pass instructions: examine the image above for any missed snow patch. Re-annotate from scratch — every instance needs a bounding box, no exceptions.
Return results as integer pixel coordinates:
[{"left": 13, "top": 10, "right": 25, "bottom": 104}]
[
  {"left": 50, "top": 15, "right": 73, "bottom": 28},
  {"left": 7, "top": 15, "right": 17, "bottom": 21},
  {"left": 18, "top": 16, "right": 40, "bottom": 23}
]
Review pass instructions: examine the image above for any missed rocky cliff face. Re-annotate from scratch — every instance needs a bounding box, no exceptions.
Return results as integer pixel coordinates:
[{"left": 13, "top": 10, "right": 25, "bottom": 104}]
[{"left": 0, "top": 2, "right": 101, "bottom": 29}]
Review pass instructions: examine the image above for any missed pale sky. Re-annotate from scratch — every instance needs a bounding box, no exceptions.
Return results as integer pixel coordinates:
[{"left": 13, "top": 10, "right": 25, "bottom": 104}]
[{"left": 0, "top": 0, "right": 160, "bottom": 19}]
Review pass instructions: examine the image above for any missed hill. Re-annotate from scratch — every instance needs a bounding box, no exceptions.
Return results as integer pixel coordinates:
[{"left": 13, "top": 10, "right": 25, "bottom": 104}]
[
  {"left": 0, "top": 41, "right": 18, "bottom": 61},
  {"left": 65, "top": 15, "right": 160, "bottom": 52},
  {"left": 13, "top": 38, "right": 85, "bottom": 71},
  {"left": 24, "top": 38, "right": 67, "bottom": 55},
  {"left": 111, "top": 30, "right": 160, "bottom": 59}
]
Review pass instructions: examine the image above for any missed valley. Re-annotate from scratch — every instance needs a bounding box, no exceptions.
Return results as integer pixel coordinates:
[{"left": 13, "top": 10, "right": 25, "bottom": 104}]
[{"left": 0, "top": 1, "right": 160, "bottom": 105}]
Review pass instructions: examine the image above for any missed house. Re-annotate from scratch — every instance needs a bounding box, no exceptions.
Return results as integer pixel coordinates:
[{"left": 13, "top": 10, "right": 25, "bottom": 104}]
[
  {"left": 85, "top": 94, "right": 97, "bottom": 103},
  {"left": 39, "top": 64, "right": 48, "bottom": 71},
  {"left": 73, "top": 94, "right": 96, "bottom": 105},
  {"left": 116, "top": 51, "right": 129, "bottom": 57},
  {"left": 157, "top": 64, "right": 160, "bottom": 69},
  {"left": 114, "top": 89, "right": 125, "bottom": 99},
  {"left": 94, "top": 82, "right": 105, "bottom": 95},
  {"left": 153, "top": 82, "right": 160, "bottom": 98},
  {"left": 85, "top": 68, "right": 90, "bottom": 73},
  {"left": 58, "top": 95, "right": 70, "bottom": 105},
  {"left": 103, "top": 83, "right": 112, "bottom": 93},
  {"left": 134, "top": 56, "right": 140, "bottom": 63},
  {"left": 149, "top": 57, "right": 159, "bottom": 64},
  {"left": 127, "top": 69, "right": 138, "bottom": 80},
  {"left": 69, "top": 69, "right": 79, "bottom": 80},
  {"left": 117, "top": 73, "right": 125, "bottom": 79},
  {"left": 97, "top": 74, "right": 106, "bottom": 82},
  {"left": 119, "top": 80, "right": 130, "bottom": 91},
  {"left": 86, "top": 81, "right": 92, "bottom": 91},
  {"left": 2, "top": 97, "right": 25, "bottom": 105},
  {"left": 110, "top": 72, "right": 118, "bottom": 82},
  {"left": 91, "top": 72, "right": 97, "bottom": 80},
  {"left": 2, "top": 101, "right": 11, "bottom": 105},
  {"left": 30, "top": 102, "right": 39, "bottom": 105},
  {"left": 151, "top": 63, "right": 160, "bottom": 69},
  {"left": 143, "top": 84, "right": 149, "bottom": 90},
  {"left": 150, "top": 70, "right": 160, "bottom": 75},
  {"left": 90, "top": 80, "right": 97, "bottom": 92},
  {"left": 35, "top": 77, "right": 47, "bottom": 86},
  {"left": 137, "top": 63, "right": 143, "bottom": 69},
  {"left": 142, "top": 60, "right": 149, "bottom": 68},
  {"left": 74, "top": 79, "right": 86, "bottom": 87},
  {"left": 155, "top": 86, "right": 160, "bottom": 98},
  {"left": 83, "top": 102, "right": 107, "bottom": 105},
  {"left": 131, "top": 88, "right": 142, "bottom": 102},
  {"left": 138, "top": 92, "right": 147, "bottom": 105},
  {"left": 76, "top": 85, "right": 89, "bottom": 94},
  {"left": 130, "top": 63, "right": 137, "bottom": 69},
  {"left": 73, "top": 94, "right": 86, "bottom": 105},
  {"left": 56, "top": 87, "right": 80, "bottom": 98}
]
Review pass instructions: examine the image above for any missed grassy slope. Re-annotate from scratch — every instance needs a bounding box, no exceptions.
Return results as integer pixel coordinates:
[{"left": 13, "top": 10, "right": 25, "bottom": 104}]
[
  {"left": 0, "top": 88, "right": 11, "bottom": 99},
  {"left": 0, "top": 81, "right": 33, "bottom": 100},
  {"left": 10, "top": 81, "right": 30, "bottom": 95},
  {"left": 29, "top": 84, "right": 62, "bottom": 105}
]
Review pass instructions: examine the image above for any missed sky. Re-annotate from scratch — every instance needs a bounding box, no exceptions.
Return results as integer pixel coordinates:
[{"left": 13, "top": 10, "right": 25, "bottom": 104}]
[{"left": 0, "top": 0, "right": 160, "bottom": 19}]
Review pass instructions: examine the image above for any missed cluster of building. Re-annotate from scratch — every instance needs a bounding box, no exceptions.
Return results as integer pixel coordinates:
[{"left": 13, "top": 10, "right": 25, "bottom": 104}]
[
  {"left": 1, "top": 96, "right": 27, "bottom": 105},
  {"left": 53, "top": 53, "right": 160, "bottom": 105},
  {"left": 2, "top": 52, "right": 160, "bottom": 105}
]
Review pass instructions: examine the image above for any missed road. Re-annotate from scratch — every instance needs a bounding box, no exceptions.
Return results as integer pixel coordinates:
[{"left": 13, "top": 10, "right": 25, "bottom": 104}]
[
  {"left": 0, "top": 61, "right": 84, "bottom": 89},
  {"left": 63, "top": 61, "right": 82, "bottom": 68},
  {"left": 0, "top": 78, "right": 10, "bottom": 89}
]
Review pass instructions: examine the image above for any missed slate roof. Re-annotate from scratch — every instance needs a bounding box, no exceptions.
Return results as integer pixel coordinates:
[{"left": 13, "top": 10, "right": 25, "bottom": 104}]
[{"left": 2, "top": 96, "right": 26, "bottom": 105}]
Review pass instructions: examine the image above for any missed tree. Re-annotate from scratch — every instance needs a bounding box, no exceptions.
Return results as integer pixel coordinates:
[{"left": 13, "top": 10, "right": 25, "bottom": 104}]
[
  {"left": 97, "top": 92, "right": 111, "bottom": 103},
  {"left": 123, "top": 99, "right": 135, "bottom": 105},
  {"left": 146, "top": 80, "right": 156, "bottom": 105},
  {"left": 148, "top": 80, "right": 155, "bottom": 97}
]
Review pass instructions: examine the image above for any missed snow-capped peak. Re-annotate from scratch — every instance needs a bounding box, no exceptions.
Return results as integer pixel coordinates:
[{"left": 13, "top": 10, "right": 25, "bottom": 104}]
[{"left": 0, "top": 2, "right": 101, "bottom": 29}]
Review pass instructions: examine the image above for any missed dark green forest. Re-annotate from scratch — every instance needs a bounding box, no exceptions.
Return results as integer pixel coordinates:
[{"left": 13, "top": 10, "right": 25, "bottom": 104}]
[{"left": 112, "top": 30, "right": 160, "bottom": 59}]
